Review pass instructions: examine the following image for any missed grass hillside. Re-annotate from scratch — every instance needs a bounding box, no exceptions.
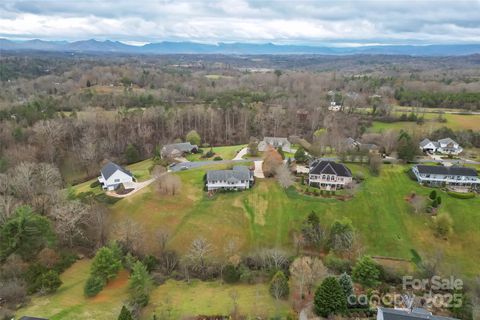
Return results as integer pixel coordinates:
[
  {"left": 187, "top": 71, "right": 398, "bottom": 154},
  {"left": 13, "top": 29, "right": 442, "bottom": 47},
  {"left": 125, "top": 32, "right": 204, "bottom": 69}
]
[{"left": 107, "top": 163, "right": 480, "bottom": 277}]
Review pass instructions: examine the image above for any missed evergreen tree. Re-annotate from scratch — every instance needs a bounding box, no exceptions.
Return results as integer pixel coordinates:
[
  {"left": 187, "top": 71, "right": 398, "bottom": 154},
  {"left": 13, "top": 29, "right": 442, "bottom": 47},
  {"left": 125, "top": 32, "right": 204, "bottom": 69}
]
[
  {"left": 118, "top": 305, "right": 134, "bottom": 320},
  {"left": 314, "top": 276, "right": 347, "bottom": 317},
  {"left": 338, "top": 272, "right": 354, "bottom": 298},
  {"left": 352, "top": 256, "right": 381, "bottom": 288},
  {"left": 429, "top": 190, "right": 437, "bottom": 200},
  {"left": 90, "top": 246, "right": 122, "bottom": 281},
  {"left": 129, "top": 261, "right": 153, "bottom": 307},
  {"left": 329, "top": 218, "right": 354, "bottom": 252},
  {"left": 294, "top": 147, "right": 308, "bottom": 163},
  {"left": 269, "top": 271, "right": 289, "bottom": 300},
  {"left": 301, "top": 211, "right": 323, "bottom": 248},
  {"left": 125, "top": 144, "right": 140, "bottom": 164}
]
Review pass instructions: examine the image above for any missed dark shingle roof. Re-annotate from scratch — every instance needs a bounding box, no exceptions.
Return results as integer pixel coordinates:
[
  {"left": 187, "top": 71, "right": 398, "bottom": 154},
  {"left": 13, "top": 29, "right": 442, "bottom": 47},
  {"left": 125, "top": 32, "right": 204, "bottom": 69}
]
[
  {"left": 416, "top": 165, "right": 478, "bottom": 177},
  {"left": 20, "top": 317, "right": 49, "bottom": 320},
  {"left": 163, "top": 142, "right": 197, "bottom": 155},
  {"left": 100, "top": 162, "right": 132, "bottom": 180},
  {"left": 309, "top": 160, "right": 352, "bottom": 177},
  {"left": 379, "top": 307, "right": 458, "bottom": 320},
  {"left": 207, "top": 166, "right": 252, "bottom": 182}
]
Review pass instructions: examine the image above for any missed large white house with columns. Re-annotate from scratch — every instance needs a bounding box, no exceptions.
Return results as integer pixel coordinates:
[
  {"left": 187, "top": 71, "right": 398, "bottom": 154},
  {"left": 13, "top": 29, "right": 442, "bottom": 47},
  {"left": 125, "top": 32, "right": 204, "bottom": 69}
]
[{"left": 308, "top": 160, "right": 353, "bottom": 190}]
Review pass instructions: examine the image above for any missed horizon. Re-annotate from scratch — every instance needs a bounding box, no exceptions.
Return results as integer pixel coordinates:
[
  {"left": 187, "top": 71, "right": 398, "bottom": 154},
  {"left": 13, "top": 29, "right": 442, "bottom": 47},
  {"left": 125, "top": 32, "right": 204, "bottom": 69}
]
[{"left": 1, "top": 0, "right": 480, "bottom": 47}]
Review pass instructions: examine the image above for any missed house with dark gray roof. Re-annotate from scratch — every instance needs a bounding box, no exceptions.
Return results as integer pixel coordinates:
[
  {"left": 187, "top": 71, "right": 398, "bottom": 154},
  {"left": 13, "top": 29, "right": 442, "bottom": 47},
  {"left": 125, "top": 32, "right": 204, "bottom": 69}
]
[
  {"left": 419, "top": 138, "right": 462, "bottom": 155},
  {"left": 161, "top": 142, "right": 198, "bottom": 159},
  {"left": 412, "top": 164, "right": 479, "bottom": 191},
  {"left": 206, "top": 166, "right": 254, "bottom": 191},
  {"left": 98, "top": 161, "right": 134, "bottom": 191},
  {"left": 377, "top": 307, "right": 458, "bottom": 320},
  {"left": 308, "top": 160, "right": 352, "bottom": 190}
]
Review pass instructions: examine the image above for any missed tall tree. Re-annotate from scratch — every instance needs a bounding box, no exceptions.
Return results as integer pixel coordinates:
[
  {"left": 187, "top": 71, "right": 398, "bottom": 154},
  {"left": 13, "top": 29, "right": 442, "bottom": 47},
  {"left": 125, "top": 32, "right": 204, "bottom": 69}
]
[
  {"left": 128, "top": 261, "right": 153, "bottom": 307},
  {"left": 313, "top": 276, "right": 347, "bottom": 317}
]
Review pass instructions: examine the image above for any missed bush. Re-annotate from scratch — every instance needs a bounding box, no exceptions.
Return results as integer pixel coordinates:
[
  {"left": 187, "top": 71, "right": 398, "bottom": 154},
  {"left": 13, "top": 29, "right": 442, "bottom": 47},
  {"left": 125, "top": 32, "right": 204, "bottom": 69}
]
[
  {"left": 447, "top": 191, "right": 475, "bottom": 199},
  {"left": 269, "top": 271, "right": 289, "bottom": 299},
  {"left": 429, "top": 190, "right": 437, "bottom": 200},
  {"left": 352, "top": 256, "right": 381, "bottom": 288},
  {"left": 324, "top": 253, "right": 352, "bottom": 274},
  {"left": 213, "top": 156, "right": 223, "bottom": 161},
  {"left": 118, "top": 305, "right": 134, "bottom": 320},
  {"left": 90, "top": 180, "right": 100, "bottom": 188},
  {"left": 90, "top": 246, "right": 122, "bottom": 281},
  {"left": 84, "top": 275, "right": 106, "bottom": 297},
  {"left": 38, "top": 270, "right": 62, "bottom": 294},
  {"left": 54, "top": 252, "right": 78, "bottom": 273},
  {"left": 142, "top": 255, "right": 158, "bottom": 273},
  {"left": 223, "top": 264, "right": 240, "bottom": 284}
]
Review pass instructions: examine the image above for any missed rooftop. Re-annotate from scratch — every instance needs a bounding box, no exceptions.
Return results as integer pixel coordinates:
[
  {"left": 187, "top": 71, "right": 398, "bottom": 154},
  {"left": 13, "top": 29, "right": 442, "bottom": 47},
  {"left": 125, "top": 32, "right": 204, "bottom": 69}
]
[
  {"left": 415, "top": 165, "right": 478, "bottom": 177},
  {"left": 100, "top": 162, "right": 132, "bottom": 179},
  {"left": 309, "top": 160, "right": 352, "bottom": 177}
]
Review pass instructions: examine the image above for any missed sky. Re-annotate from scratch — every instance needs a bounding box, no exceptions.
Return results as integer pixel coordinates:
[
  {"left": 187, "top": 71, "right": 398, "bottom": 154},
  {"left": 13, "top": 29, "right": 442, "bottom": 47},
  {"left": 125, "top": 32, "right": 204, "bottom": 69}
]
[{"left": 1, "top": 0, "right": 480, "bottom": 46}]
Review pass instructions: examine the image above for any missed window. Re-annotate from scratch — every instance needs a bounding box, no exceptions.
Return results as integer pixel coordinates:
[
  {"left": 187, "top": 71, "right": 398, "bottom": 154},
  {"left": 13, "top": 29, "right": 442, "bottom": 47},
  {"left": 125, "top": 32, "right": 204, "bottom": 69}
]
[{"left": 114, "top": 179, "right": 120, "bottom": 182}]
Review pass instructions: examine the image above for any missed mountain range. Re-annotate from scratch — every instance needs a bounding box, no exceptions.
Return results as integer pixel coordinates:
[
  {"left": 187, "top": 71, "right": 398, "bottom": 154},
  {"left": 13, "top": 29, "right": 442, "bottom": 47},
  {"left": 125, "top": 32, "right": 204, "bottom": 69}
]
[{"left": 1, "top": 38, "right": 480, "bottom": 56}]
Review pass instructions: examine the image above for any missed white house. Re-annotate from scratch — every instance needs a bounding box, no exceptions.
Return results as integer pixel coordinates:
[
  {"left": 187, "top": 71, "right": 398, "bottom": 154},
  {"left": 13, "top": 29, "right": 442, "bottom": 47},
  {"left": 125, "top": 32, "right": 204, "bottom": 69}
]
[
  {"left": 258, "top": 137, "right": 293, "bottom": 152},
  {"left": 377, "top": 307, "right": 457, "bottom": 320},
  {"left": 308, "top": 160, "right": 353, "bottom": 190},
  {"left": 419, "top": 138, "right": 463, "bottom": 155},
  {"left": 412, "top": 165, "right": 479, "bottom": 191},
  {"left": 328, "top": 101, "right": 342, "bottom": 111},
  {"left": 98, "top": 162, "right": 134, "bottom": 191},
  {"left": 206, "top": 166, "right": 254, "bottom": 191}
]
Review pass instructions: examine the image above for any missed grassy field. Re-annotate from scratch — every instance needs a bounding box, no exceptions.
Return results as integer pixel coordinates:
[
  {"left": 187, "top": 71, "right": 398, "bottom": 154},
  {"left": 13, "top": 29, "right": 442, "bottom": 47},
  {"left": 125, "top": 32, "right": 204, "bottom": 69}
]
[
  {"left": 185, "top": 144, "right": 246, "bottom": 161},
  {"left": 107, "top": 163, "right": 480, "bottom": 277},
  {"left": 16, "top": 260, "right": 286, "bottom": 320},
  {"left": 16, "top": 260, "right": 129, "bottom": 320},
  {"left": 369, "top": 113, "right": 480, "bottom": 134}
]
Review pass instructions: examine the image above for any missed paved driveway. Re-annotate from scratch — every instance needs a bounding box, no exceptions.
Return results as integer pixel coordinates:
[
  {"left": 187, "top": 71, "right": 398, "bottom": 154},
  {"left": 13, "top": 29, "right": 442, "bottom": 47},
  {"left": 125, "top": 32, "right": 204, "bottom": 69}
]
[
  {"left": 106, "top": 178, "right": 156, "bottom": 198},
  {"left": 233, "top": 147, "right": 248, "bottom": 160}
]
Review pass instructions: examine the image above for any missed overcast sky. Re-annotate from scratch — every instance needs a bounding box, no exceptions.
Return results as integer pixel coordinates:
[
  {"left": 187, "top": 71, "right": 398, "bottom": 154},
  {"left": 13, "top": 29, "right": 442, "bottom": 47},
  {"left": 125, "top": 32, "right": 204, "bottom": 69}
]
[{"left": 1, "top": 0, "right": 480, "bottom": 46}]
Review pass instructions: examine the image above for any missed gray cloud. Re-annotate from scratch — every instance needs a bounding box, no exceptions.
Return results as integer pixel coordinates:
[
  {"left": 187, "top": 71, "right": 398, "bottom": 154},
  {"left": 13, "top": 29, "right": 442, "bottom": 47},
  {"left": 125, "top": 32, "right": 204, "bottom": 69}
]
[{"left": 1, "top": 0, "right": 480, "bottom": 45}]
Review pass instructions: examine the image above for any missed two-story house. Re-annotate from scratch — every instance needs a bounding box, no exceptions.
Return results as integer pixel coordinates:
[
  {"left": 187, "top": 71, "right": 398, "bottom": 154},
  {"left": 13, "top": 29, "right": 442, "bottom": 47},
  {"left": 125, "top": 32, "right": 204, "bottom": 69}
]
[
  {"left": 98, "top": 162, "right": 134, "bottom": 191},
  {"left": 419, "top": 138, "right": 463, "bottom": 155},
  {"left": 206, "top": 166, "right": 254, "bottom": 191},
  {"left": 412, "top": 165, "right": 479, "bottom": 191},
  {"left": 308, "top": 160, "right": 353, "bottom": 190}
]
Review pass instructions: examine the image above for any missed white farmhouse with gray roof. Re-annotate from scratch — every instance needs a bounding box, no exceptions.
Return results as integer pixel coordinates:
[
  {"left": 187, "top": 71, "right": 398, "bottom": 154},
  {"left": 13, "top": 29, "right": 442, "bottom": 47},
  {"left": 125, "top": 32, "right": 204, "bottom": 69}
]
[
  {"left": 206, "top": 166, "right": 254, "bottom": 191},
  {"left": 412, "top": 164, "right": 479, "bottom": 191},
  {"left": 419, "top": 138, "right": 462, "bottom": 155},
  {"left": 98, "top": 162, "right": 134, "bottom": 191},
  {"left": 258, "top": 137, "right": 292, "bottom": 152}
]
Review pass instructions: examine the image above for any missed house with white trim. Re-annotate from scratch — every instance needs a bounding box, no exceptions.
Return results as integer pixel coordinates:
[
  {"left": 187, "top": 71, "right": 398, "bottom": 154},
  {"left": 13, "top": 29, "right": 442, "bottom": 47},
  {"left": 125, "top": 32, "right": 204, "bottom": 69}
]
[
  {"left": 161, "top": 142, "right": 198, "bottom": 159},
  {"left": 419, "top": 138, "right": 463, "bottom": 155},
  {"left": 308, "top": 160, "right": 353, "bottom": 190},
  {"left": 98, "top": 162, "right": 134, "bottom": 191},
  {"left": 206, "top": 166, "right": 254, "bottom": 191},
  {"left": 258, "top": 137, "right": 293, "bottom": 153},
  {"left": 412, "top": 165, "right": 479, "bottom": 191}
]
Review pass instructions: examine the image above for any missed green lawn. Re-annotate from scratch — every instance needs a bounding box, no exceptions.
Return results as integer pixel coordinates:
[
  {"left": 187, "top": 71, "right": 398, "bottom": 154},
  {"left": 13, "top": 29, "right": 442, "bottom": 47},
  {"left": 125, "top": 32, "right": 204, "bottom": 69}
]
[
  {"left": 108, "top": 163, "right": 480, "bottom": 277},
  {"left": 186, "top": 144, "right": 246, "bottom": 161},
  {"left": 16, "top": 260, "right": 129, "bottom": 320}
]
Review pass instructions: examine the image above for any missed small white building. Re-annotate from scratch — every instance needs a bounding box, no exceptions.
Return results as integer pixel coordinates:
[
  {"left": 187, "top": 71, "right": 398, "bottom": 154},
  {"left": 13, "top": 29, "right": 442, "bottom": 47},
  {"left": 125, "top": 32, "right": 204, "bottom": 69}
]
[
  {"left": 98, "top": 162, "right": 134, "bottom": 191},
  {"left": 308, "top": 160, "right": 353, "bottom": 190},
  {"left": 419, "top": 138, "right": 463, "bottom": 155},
  {"left": 206, "top": 166, "right": 254, "bottom": 191},
  {"left": 258, "top": 137, "right": 293, "bottom": 153},
  {"left": 328, "top": 101, "right": 342, "bottom": 111}
]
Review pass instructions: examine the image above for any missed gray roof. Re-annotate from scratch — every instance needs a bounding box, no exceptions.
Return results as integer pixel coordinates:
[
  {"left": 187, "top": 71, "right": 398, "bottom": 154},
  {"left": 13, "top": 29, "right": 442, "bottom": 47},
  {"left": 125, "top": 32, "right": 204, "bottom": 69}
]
[
  {"left": 419, "top": 138, "right": 434, "bottom": 148},
  {"left": 438, "top": 137, "right": 457, "bottom": 146},
  {"left": 207, "top": 166, "right": 252, "bottom": 182},
  {"left": 263, "top": 137, "right": 290, "bottom": 145},
  {"left": 379, "top": 307, "right": 457, "bottom": 320},
  {"left": 309, "top": 160, "right": 352, "bottom": 177},
  {"left": 100, "top": 162, "right": 132, "bottom": 179},
  {"left": 20, "top": 317, "right": 49, "bottom": 320},
  {"left": 415, "top": 165, "right": 478, "bottom": 177},
  {"left": 163, "top": 142, "right": 198, "bottom": 155}
]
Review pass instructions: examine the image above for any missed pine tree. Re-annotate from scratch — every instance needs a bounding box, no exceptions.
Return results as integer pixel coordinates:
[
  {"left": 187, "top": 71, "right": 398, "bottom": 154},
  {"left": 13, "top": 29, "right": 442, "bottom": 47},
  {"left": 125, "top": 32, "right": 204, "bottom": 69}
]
[
  {"left": 118, "top": 305, "right": 134, "bottom": 320},
  {"left": 352, "top": 256, "right": 381, "bottom": 288},
  {"left": 314, "top": 276, "right": 347, "bottom": 317},
  {"left": 338, "top": 272, "right": 353, "bottom": 298},
  {"left": 129, "top": 261, "right": 153, "bottom": 307}
]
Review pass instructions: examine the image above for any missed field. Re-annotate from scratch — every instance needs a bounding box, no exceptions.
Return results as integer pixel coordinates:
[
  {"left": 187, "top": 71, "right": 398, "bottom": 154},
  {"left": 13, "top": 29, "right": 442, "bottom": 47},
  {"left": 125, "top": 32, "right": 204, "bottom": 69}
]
[
  {"left": 16, "top": 259, "right": 286, "bottom": 320},
  {"left": 105, "top": 163, "right": 480, "bottom": 277},
  {"left": 368, "top": 113, "right": 480, "bottom": 134}
]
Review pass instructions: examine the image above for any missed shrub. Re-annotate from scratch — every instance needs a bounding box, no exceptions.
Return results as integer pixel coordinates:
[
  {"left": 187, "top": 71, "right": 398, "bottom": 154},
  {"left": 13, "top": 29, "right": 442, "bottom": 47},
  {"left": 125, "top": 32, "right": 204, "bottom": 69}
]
[
  {"left": 213, "top": 156, "right": 223, "bottom": 161},
  {"left": 434, "top": 213, "right": 453, "bottom": 239},
  {"left": 447, "top": 191, "right": 475, "bottom": 199},
  {"left": 90, "top": 180, "right": 101, "bottom": 188},
  {"left": 128, "top": 261, "right": 153, "bottom": 307},
  {"left": 142, "top": 255, "right": 158, "bottom": 273},
  {"left": 54, "top": 252, "right": 78, "bottom": 273},
  {"left": 223, "top": 264, "right": 240, "bottom": 284},
  {"left": 269, "top": 271, "right": 289, "bottom": 299},
  {"left": 324, "top": 253, "right": 352, "bottom": 274},
  {"left": 90, "top": 246, "right": 122, "bottom": 281},
  {"left": 338, "top": 272, "right": 353, "bottom": 298},
  {"left": 125, "top": 144, "right": 140, "bottom": 164},
  {"left": 429, "top": 190, "right": 437, "bottom": 200},
  {"left": 84, "top": 275, "right": 106, "bottom": 297},
  {"left": 118, "top": 305, "right": 134, "bottom": 320},
  {"left": 436, "top": 196, "right": 442, "bottom": 205},
  {"left": 314, "top": 276, "right": 347, "bottom": 317},
  {"left": 352, "top": 256, "right": 381, "bottom": 288},
  {"left": 38, "top": 270, "right": 62, "bottom": 294}
]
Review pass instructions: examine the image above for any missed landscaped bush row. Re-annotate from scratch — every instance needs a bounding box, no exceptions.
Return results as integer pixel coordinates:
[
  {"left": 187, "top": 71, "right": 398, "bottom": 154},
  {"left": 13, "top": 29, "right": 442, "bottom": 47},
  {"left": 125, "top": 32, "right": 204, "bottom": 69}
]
[{"left": 447, "top": 191, "right": 476, "bottom": 199}]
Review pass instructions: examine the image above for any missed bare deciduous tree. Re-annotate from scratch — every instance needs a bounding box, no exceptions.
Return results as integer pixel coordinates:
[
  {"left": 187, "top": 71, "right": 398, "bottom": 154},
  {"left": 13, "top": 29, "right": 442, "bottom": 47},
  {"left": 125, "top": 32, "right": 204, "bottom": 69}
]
[
  {"left": 290, "top": 256, "right": 328, "bottom": 298},
  {"left": 50, "top": 199, "right": 91, "bottom": 248},
  {"left": 156, "top": 173, "right": 182, "bottom": 196},
  {"left": 275, "top": 164, "right": 295, "bottom": 188}
]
